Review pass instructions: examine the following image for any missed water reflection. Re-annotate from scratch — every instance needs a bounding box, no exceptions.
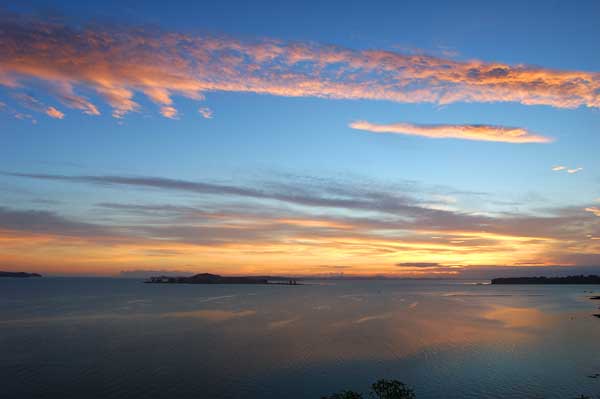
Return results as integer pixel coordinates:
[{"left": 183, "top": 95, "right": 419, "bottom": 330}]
[
  {"left": 0, "top": 279, "right": 599, "bottom": 398},
  {"left": 161, "top": 309, "right": 256, "bottom": 321}
]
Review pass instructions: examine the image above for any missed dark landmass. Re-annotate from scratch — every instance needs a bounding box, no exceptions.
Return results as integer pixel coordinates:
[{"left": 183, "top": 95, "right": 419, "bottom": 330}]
[
  {"left": 491, "top": 275, "right": 600, "bottom": 285},
  {"left": 145, "top": 273, "right": 299, "bottom": 285},
  {"left": 323, "top": 378, "right": 594, "bottom": 398},
  {"left": 0, "top": 271, "right": 42, "bottom": 278},
  {"left": 123, "top": 269, "right": 299, "bottom": 280},
  {"left": 322, "top": 379, "right": 415, "bottom": 399}
]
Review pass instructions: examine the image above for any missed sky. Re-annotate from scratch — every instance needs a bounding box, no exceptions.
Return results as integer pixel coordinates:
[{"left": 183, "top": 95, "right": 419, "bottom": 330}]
[{"left": 1, "top": 0, "right": 600, "bottom": 277}]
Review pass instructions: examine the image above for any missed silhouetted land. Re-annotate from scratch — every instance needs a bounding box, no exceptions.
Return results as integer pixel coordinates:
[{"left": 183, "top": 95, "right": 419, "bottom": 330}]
[
  {"left": 322, "top": 379, "right": 415, "bottom": 399},
  {"left": 491, "top": 275, "right": 600, "bottom": 285},
  {"left": 321, "top": 379, "right": 594, "bottom": 399},
  {"left": 145, "top": 273, "right": 299, "bottom": 285},
  {"left": 0, "top": 271, "right": 41, "bottom": 278}
]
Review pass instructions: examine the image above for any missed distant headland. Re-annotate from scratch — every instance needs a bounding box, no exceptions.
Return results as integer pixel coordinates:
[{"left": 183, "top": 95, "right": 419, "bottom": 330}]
[
  {"left": 0, "top": 271, "right": 42, "bottom": 278},
  {"left": 145, "top": 273, "right": 299, "bottom": 285},
  {"left": 491, "top": 275, "right": 600, "bottom": 285}
]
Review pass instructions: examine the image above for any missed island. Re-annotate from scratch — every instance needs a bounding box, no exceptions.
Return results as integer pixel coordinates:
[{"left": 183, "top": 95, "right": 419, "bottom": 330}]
[
  {"left": 0, "top": 271, "right": 42, "bottom": 278},
  {"left": 491, "top": 275, "right": 600, "bottom": 285},
  {"left": 145, "top": 273, "right": 298, "bottom": 285}
]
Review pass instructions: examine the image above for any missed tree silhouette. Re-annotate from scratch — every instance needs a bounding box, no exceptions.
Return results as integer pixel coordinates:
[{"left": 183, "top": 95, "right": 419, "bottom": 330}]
[
  {"left": 321, "top": 379, "right": 415, "bottom": 399},
  {"left": 321, "top": 390, "right": 363, "bottom": 399},
  {"left": 321, "top": 379, "right": 591, "bottom": 398},
  {"left": 370, "top": 379, "right": 416, "bottom": 399}
]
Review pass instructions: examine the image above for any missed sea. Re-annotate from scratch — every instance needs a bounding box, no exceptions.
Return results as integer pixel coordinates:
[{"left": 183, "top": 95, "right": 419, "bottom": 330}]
[{"left": 1, "top": 278, "right": 599, "bottom": 398}]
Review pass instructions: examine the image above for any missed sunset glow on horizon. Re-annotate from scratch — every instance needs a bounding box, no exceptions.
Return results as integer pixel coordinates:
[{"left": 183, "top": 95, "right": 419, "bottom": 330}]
[{"left": 1, "top": 2, "right": 600, "bottom": 277}]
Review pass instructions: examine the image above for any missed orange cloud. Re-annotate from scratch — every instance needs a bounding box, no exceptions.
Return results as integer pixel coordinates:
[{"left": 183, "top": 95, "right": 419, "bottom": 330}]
[
  {"left": 3, "top": 172, "right": 600, "bottom": 276},
  {"left": 160, "top": 106, "right": 178, "bottom": 119},
  {"left": 585, "top": 207, "right": 600, "bottom": 216},
  {"left": 349, "top": 120, "right": 551, "bottom": 143},
  {"left": 1, "top": 15, "right": 600, "bottom": 119},
  {"left": 275, "top": 218, "right": 354, "bottom": 230},
  {"left": 45, "top": 106, "right": 64, "bottom": 119}
]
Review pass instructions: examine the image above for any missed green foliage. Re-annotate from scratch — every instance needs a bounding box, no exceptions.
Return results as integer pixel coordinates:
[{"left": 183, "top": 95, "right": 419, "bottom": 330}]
[{"left": 370, "top": 379, "right": 416, "bottom": 399}]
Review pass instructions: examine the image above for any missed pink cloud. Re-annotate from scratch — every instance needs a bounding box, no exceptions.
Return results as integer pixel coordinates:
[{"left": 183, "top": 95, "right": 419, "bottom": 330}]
[
  {"left": 349, "top": 120, "right": 551, "bottom": 144},
  {"left": 160, "top": 106, "right": 178, "bottom": 119},
  {"left": 45, "top": 106, "right": 64, "bottom": 119},
  {"left": 1, "top": 15, "right": 599, "bottom": 120},
  {"left": 198, "top": 107, "right": 213, "bottom": 119}
]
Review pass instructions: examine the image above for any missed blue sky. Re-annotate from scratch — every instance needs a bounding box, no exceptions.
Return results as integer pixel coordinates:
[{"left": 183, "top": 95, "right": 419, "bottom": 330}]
[{"left": 1, "top": 0, "right": 600, "bottom": 275}]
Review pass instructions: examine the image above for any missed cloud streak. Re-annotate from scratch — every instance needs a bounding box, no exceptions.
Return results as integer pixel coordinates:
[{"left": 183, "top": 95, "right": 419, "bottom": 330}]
[
  {"left": 1, "top": 13, "right": 600, "bottom": 119},
  {"left": 2, "top": 169, "right": 600, "bottom": 275},
  {"left": 350, "top": 120, "right": 551, "bottom": 143},
  {"left": 3, "top": 171, "right": 428, "bottom": 215},
  {"left": 396, "top": 262, "right": 442, "bottom": 268},
  {"left": 552, "top": 165, "right": 583, "bottom": 174}
]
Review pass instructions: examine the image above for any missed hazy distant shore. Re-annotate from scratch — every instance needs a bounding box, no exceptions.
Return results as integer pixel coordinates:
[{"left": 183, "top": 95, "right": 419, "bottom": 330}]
[
  {"left": 492, "top": 275, "right": 600, "bottom": 285},
  {"left": 0, "top": 271, "right": 41, "bottom": 278},
  {"left": 145, "top": 273, "right": 299, "bottom": 285}
]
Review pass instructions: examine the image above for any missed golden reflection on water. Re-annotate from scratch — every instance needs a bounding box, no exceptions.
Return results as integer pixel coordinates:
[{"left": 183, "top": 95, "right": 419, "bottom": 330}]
[
  {"left": 483, "top": 306, "right": 551, "bottom": 330},
  {"left": 2, "top": 280, "right": 600, "bottom": 399},
  {"left": 161, "top": 309, "right": 256, "bottom": 321},
  {"left": 232, "top": 294, "right": 568, "bottom": 367}
]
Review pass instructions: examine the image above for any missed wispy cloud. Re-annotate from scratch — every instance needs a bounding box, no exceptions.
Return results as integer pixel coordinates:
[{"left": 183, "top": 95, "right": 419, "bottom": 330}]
[
  {"left": 160, "top": 106, "right": 178, "bottom": 119},
  {"left": 0, "top": 206, "right": 120, "bottom": 240},
  {"left": 3, "top": 171, "right": 424, "bottom": 213},
  {"left": 198, "top": 107, "right": 213, "bottom": 119},
  {"left": 396, "top": 262, "right": 441, "bottom": 268},
  {"left": 350, "top": 121, "right": 551, "bottom": 143},
  {"left": 45, "top": 106, "right": 64, "bottom": 119},
  {"left": 10, "top": 92, "right": 64, "bottom": 120},
  {"left": 2, "top": 170, "right": 600, "bottom": 275},
  {"left": 0, "top": 101, "right": 37, "bottom": 123},
  {"left": 2, "top": 13, "right": 600, "bottom": 120},
  {"left": 552, "top": 165, "right": 583, "bottom": 174}
]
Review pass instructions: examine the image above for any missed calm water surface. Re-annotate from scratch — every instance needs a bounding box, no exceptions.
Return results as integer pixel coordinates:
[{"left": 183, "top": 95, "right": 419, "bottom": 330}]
[{"left": 1, "top": 278, "right": 599, "bottom": 398}]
